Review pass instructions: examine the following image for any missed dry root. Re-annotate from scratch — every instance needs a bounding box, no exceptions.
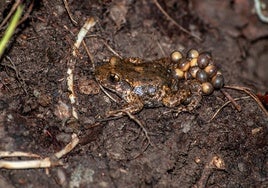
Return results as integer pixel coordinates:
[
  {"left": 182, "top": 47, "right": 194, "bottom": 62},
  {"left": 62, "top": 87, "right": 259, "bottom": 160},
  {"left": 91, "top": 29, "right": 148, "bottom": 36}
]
[{"left": 0, "top": 134, "right": 79, "bottom": 169}]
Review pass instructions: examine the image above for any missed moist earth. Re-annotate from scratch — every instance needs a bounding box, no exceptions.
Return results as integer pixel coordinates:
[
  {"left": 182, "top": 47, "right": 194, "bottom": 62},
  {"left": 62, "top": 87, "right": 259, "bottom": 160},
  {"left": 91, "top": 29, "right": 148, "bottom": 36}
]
[{"left": 0, "top": 0, "right": 267, "bottom": 187}]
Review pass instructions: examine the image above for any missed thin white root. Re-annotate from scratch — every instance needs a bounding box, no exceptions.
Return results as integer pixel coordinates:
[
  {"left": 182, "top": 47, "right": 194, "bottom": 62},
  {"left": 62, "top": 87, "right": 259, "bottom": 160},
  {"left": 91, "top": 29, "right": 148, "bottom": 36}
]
[
  {"left": 0, "top": 134, "right": 79, "bottom": 169},
  {"left": 0, "top": 151, "right": 40, "bottom": 158},
  {"left": 0, "top": 158, "right": 60, "bottom": 169},
  {"left": 73, "top": 17, "right": 96, "bottom": 56},
  {"left": 254, "top": 0, "right": 268, "bottom": 23},
  {"left": 54, "top": 134, "right": 79, "bottom": 159},
  {"left": 67, "top": 17, "right": 96, "bottom": 120}
]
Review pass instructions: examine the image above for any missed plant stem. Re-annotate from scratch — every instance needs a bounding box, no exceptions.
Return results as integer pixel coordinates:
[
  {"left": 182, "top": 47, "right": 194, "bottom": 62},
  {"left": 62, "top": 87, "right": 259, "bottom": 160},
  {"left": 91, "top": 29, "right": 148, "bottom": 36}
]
[{"left": 0, "top": 4, "right": 24, "bottom": 59}]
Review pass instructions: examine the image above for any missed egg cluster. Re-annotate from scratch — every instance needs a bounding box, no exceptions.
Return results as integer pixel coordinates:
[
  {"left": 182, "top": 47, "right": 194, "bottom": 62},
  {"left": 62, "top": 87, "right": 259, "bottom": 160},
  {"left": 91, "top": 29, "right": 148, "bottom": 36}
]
[{"left": 170, "top": 49, "right": 224, "bottom": 95}]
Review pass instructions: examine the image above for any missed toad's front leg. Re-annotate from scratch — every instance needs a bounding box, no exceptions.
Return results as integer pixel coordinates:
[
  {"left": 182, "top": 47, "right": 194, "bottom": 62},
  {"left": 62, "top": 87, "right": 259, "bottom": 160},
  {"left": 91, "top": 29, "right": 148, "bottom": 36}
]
[{"left": 107, "top": 93, "right": 144, "bottom": 117}]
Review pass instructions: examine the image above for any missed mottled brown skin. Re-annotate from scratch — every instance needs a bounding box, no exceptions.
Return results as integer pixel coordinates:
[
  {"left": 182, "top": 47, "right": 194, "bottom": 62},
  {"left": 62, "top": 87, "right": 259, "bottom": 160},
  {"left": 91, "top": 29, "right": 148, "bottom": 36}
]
[{"left": 95, "top": 56, "right": 202, "bottom": 116}]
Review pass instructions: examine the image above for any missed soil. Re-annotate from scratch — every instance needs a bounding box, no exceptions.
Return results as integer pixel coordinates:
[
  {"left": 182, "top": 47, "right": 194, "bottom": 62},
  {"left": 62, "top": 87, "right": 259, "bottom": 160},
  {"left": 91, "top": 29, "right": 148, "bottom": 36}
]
[{"left": 0, "top": 0, "right": 267, "bottom": 187}]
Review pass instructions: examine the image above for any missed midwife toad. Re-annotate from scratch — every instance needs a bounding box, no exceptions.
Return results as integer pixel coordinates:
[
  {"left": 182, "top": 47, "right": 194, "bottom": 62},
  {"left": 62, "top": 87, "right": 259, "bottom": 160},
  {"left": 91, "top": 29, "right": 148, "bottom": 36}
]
[{"left": 95, "top": 54, "right": 203, "bottom": 116}]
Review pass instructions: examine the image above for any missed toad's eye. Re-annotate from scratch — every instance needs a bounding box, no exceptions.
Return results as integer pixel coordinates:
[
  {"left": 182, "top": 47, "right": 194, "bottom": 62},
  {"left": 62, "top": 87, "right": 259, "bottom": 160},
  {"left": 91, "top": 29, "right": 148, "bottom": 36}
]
[{"left": 109, "top": 73, "right": 120, "bottom": 83}]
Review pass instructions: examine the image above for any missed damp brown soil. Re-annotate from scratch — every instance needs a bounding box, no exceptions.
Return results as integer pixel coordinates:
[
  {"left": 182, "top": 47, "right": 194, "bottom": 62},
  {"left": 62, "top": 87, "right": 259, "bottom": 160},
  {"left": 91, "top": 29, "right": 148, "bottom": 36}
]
[{"left": 0, "top": 1, "right": 267, "bottom": 187}]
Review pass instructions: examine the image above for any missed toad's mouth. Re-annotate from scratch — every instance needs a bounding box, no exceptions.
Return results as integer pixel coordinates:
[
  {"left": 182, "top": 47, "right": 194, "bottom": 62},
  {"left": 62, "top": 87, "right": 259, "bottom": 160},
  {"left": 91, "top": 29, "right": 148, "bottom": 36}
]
[{"left": 95, "top": 79, "right": 123, "bottom": 98}]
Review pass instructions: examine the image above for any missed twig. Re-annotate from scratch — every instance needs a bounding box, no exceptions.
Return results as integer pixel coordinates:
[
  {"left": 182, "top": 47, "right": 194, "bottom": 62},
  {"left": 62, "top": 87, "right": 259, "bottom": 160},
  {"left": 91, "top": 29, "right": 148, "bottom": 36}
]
[
  {"left": 0, "top": 0, "right": 21, "bottom": 29},
  {"left": 62, "top": 0, "right": 78, "bottom": 25},
  {"left": 221, "top": 90, "right": 241, "bottom": 111},
  {"left": 87, "top": 34, "right": 122, "bottom": 58},
  {"left": 101, "top": 40, "right": 122, "bottom": 58},
  {"left": 224, "top": 85, "right": 268, "bottom": 117},
  {"left": 157, "top": 41, "right": 166, "bottom": 56},
  {"left": 5, "top": 56, "right": 28, "bottom": 94},
  {"left": 17, "top": 0, "right": 34, "bottom": 25},
  {"left": 125, "top": 111, "right": 153, "bottom": 149},
  {"left": 208, "top": 96, "right": 250, "bottom": 122},
  {"left": 195, "top": 155, "right": 226, "bottom": 188},
  {"left": 82, "top": 40, "right": 95, "bottom": 69},
  {"left": 152, "top": 0, "right": 201, "bottom": 41}
]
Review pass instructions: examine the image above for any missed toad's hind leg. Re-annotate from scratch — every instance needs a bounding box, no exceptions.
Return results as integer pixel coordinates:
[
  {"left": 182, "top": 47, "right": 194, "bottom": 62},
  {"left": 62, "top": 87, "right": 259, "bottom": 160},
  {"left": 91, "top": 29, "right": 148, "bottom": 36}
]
[
  {"left": 175, "top": 81, "right": 203, "bottom": 114},
  {"left": 176, "top": 93, "right": 202, "bottom": 114}
]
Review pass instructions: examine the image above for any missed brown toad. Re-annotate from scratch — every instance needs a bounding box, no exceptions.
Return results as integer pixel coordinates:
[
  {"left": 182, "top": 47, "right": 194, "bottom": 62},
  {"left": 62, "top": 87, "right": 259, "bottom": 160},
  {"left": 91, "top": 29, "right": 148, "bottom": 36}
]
[{"left": 95, "top": 55, "right": 202, "bottom": 116}]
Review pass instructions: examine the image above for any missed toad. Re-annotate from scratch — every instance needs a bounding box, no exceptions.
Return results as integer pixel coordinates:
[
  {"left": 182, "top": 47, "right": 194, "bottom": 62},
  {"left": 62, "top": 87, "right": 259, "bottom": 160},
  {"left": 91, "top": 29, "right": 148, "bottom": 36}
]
[{"left": 94, "top": 50, "right": 211, "bottom": 116}]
